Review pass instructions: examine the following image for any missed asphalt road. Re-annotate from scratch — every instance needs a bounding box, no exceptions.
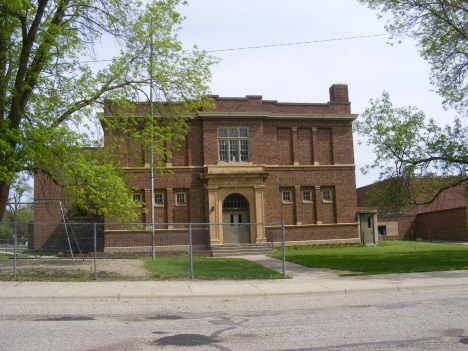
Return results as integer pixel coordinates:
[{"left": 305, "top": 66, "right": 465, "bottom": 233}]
[{"left": 1, "top": 288, "right": 468, "bottom": 350}]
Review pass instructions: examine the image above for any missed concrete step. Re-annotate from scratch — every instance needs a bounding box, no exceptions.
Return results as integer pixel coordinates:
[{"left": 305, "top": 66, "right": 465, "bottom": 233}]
[{"left": 211, "top": 244, "right": 275, "bottom": 257}]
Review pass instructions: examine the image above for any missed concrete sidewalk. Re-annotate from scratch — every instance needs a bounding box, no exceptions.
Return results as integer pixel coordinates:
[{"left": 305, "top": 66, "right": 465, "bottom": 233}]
[{"left": 1, "top": 256, "right": 467, "bottom": 299}]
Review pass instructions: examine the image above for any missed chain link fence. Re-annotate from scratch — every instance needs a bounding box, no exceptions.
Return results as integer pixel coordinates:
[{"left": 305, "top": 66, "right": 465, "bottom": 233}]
[{"left": 0, "top": 222, "right": 286, "bottom": 280}]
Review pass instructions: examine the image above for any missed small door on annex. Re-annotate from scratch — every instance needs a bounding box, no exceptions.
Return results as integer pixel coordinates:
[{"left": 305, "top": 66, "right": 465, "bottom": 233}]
[
  {"left": 360, "top": 214, "right": 375, "bottom": 245},
  {"left": 222, "top": 194, "right": 250, "bottom": 243}
]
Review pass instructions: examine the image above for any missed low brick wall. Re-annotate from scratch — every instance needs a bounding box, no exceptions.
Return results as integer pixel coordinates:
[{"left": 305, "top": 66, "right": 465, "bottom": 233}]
[
  {"left": 103, "top": 227, "right": 211, "bottom": 252},
  {"left": 418, "top": 207, "right": 468, "bottom": 241},
  {"left": 266, "top": 223, "right": 359, "bottom": 244}
]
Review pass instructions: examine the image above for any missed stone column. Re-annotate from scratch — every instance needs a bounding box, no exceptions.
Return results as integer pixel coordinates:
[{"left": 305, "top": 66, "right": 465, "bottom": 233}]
[
  {"left": 207, "top": 186, "right": 220, "bottom": 244},
  {"left": 254, "top": 186, "right": 266, "bottom": 243},
  {"left": 315, "top": 186, "right": 322, "bottom": 224}
]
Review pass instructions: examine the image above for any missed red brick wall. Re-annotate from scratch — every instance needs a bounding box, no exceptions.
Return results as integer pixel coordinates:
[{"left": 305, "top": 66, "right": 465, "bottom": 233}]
[
  {"left": 317, "top": 128, "right": 333, "bottom": 165},
  {"left": 35, "top": 84, "right": 359, "bottom": 246},
  {"left": 301, "top": 188, "right": 316, "bottom": 224},
  {"left": 357, "top": 180, "right": 468, "bottom": 212},
  {"left": 297, "top": 128, "right": 313, "bottom": 165},
  {"left": 277, "top": 128, "right": 294, "bottom": 165},
  {"left": 263, "top": 167, "right": 356, "bottom": 225},
  {"left": 209, "top": 87, "right": 351, "bottom": 114},
  {"left": 417, "top": 207, "right": 468, "bottom": 241},
  {"left": 378, "top": 214, "right": 418, "bottom": 241},
  {"left": 266, "top": 224, "right": 358, "bottom": 242}
]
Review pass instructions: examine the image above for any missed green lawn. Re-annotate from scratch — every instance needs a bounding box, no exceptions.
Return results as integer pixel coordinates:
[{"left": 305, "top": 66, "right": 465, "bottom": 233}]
[
  {"left": 271, "top": 241, "right": 468, "bottom": 275},
  {"left": 143, "top": 256, "right": 286, "bottom": 279}
]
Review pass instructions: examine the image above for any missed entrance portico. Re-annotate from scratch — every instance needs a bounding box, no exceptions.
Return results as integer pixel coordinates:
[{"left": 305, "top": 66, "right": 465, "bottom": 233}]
[{"left": 200, "top": 164, "right": 269, "bottom": 244}]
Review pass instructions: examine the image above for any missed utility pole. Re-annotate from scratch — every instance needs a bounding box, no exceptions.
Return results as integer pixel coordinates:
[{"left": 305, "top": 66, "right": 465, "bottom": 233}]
[{"left": 150, "top": 20, "right": 156, "bottom": 260}]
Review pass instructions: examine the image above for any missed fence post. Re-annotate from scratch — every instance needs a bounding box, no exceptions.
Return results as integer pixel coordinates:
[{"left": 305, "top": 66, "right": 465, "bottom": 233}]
[
  {"left": 13, "top": 220, "right": 17, "bottom": 279},
  {"left": 152, "top": 222, "right": 155, "bottom": 261},
  {"left": 189, "top": 224, "right": 193, "bottom": 279},
  {"left": 94, "top": 223, "right": 97, "bottom": 280},
  {"left": 281, "top": 221, "right": 286, "bottom": 278}
]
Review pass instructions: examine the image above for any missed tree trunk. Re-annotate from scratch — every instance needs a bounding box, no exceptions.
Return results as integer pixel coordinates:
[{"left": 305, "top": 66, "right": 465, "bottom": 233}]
[{"left": 0, "top": 180, "right": 10, "bottom": 221}]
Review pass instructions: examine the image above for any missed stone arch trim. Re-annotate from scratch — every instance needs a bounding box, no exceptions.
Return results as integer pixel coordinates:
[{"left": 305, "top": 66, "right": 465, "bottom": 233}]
[
  {"left": 200, "top": 169, "right": 268, "bottom": 245},
  {"left": 206, "top": 186, "right": 266, "bottom": 245},
  {"left": 222, "top": 193, "right": 250, "bottom": 211},
  {"left": 217, "top": 188, "right": 256, "bottom": 236}
]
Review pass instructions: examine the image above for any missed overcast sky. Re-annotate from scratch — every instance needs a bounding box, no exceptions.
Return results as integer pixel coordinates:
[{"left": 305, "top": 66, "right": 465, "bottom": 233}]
[{"left": 175, "top": 0, "right": 455, "bottom": 187}]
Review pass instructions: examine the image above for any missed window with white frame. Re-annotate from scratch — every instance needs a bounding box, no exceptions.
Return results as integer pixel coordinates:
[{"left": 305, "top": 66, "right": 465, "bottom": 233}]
[
  {"left": 217, "top": 127, "right": 249, "bottom": 162},
  {"left": 322, "top": 189, "right": 332, "bottom": 202},
  {"left": 302, "top": 190, "right": 312, "bottom": 202},
  {"left": 132, "top": 193, "right": 142, "bottom": 202},
  {"left": 175, "top": 192, "right": 186, "bottom": 206},
  {"left": 282, "top": 190, "right": 292, "bottom": 203},
  {"left": 154, "top": 193, "right": 164, "bottom": 206}
]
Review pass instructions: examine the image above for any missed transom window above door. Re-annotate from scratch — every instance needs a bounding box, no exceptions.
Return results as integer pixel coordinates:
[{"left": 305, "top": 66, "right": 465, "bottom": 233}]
[{"left": 218, "top": 127, "right": 249, "bottom": 162}]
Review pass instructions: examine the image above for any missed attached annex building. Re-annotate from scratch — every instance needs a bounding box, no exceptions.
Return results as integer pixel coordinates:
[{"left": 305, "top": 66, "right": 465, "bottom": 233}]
[{"left": 34, "top": 84, "right": 367, "bottom": 249}]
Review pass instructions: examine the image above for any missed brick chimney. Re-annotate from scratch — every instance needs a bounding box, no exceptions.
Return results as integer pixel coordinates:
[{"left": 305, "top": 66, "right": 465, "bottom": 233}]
[{"left": 329, "top": 84, "right": 349, "bottom": 103}]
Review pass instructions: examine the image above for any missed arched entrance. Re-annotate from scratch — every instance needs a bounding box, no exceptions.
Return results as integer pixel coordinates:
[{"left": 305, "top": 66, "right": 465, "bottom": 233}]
[{"left": 222, "top": 194, "right": 250, "bottom": 243}]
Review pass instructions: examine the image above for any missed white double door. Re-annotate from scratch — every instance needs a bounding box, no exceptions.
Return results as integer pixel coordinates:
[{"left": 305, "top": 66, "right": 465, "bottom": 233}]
[{"left": 222, "top": 210, "right": 250, "bottom": 243}]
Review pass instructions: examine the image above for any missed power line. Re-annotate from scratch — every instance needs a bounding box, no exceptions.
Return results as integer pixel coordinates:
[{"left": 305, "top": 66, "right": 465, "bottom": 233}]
[
  {"left": 204, "top": 33, "right": 387, "bottom": 53},
  {"left": 78, "top": 33, "right": 387, "bottom": 63}
]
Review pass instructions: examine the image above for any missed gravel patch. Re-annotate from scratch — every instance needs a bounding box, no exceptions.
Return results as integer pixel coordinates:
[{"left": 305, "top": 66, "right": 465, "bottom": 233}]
[{"left": 0, "top": 258, "right": 152, "bottom": 280}]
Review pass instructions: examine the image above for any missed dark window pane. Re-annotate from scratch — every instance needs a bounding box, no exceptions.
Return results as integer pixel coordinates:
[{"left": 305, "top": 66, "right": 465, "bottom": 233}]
[{"left": 223, "top": 194, "right": 249, "bottom": 210}]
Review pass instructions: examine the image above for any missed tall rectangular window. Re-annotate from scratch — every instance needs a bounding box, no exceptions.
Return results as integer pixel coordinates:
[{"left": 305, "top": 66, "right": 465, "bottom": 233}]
[
  {"left": 302, "top": 190, "right": 312, "bottom": 202},
  {"left": 176, "top": 192, "right": 186, "bottom": 206},
  {"left": 282, "top": 190, "right": 292, "bottom": 203},
  {"left": 322, "top": 189, "right": 332, "bottom": 202},
  {"left": 154, "top": 193, "right": 164, "bottom": 206},
  {"left": 218, "top": 127, "right": 249, "bottom": 162}
]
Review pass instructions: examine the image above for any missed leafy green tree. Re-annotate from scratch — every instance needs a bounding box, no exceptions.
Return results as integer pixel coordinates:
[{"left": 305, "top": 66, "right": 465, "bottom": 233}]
[
  {"left": 358, "top": 0, "right": 468, "bottom": 113},
  {"left": 0, "top": 175, "right": 33, "bottom": 240},
  {"left": 355, "top": 0, "right": 468, "bottom": 211},
  {"left": 0, "top": 0, "right": 217, "bottom": 221},
  {"left": 354, "top": 92, "right": 468, "bottom": 213}
]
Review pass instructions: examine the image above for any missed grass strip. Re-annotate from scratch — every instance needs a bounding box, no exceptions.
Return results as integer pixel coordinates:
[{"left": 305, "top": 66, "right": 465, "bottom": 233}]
[
  {"left": 143, "top": 256, "right": 286, "bottom": 280},
  {"left": 271, "top": 241, "right": 468, "bottom": 275}
]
